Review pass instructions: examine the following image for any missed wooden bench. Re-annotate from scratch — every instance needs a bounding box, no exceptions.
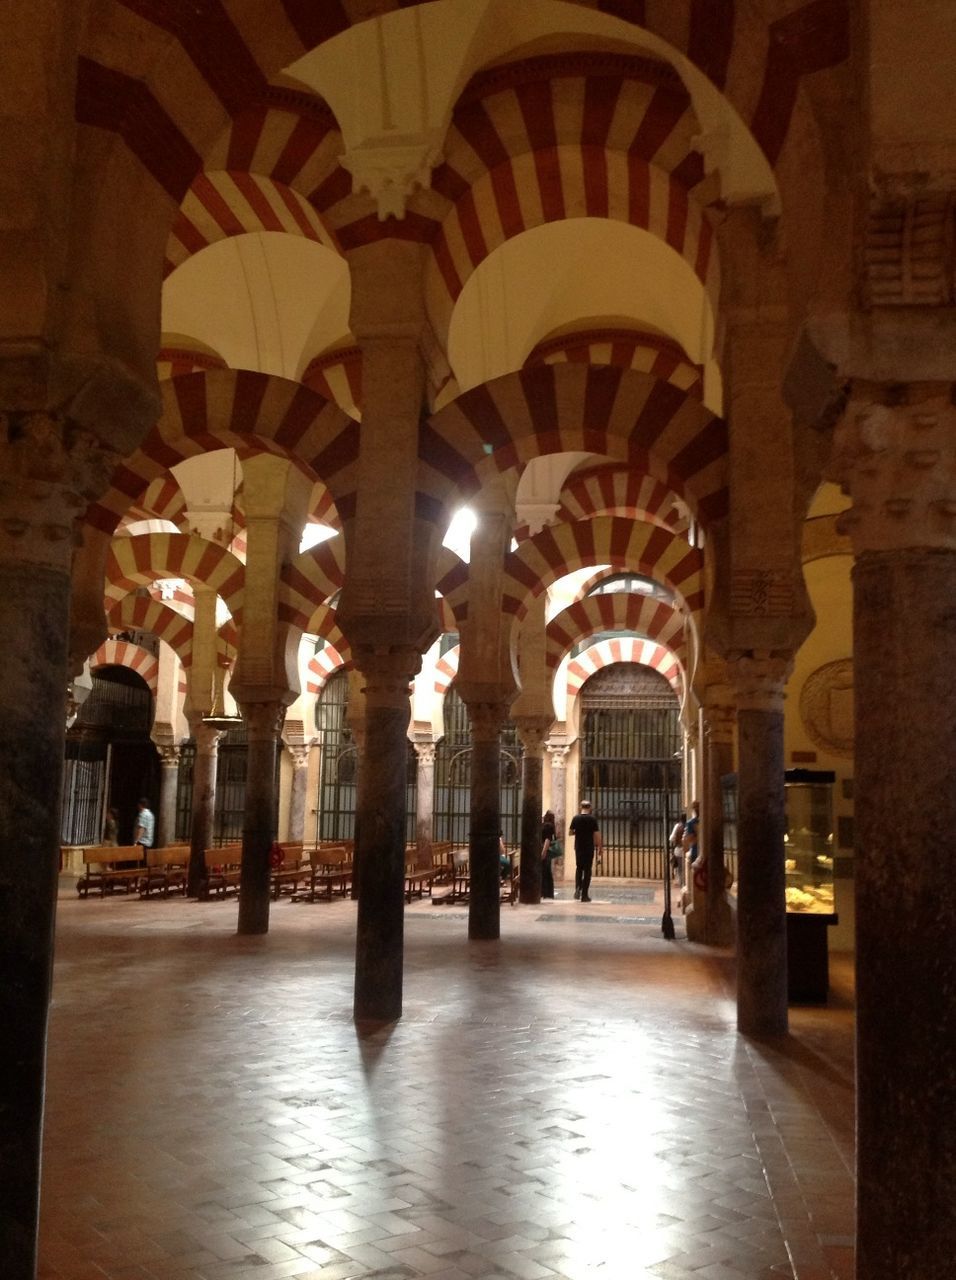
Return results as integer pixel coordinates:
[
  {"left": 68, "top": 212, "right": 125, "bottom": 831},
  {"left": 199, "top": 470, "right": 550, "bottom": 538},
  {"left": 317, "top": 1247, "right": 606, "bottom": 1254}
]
[
  {"left": 76, "top": 846, "right": 146, "bottom": 898},
  {"left": 139, "top": 845, "right": 190, "bottom": 898},
  {"left": 292, "top": 845, "right": 352, "bottom": 902},
  {"left": 405, "top": 863, "right": 441, "bottom": 902},
  {"left": 201, "top": 845, "right": 243, "bottom": 898},
  {"left": 270, "top": 842, "right": 310, "bottom": 899}
]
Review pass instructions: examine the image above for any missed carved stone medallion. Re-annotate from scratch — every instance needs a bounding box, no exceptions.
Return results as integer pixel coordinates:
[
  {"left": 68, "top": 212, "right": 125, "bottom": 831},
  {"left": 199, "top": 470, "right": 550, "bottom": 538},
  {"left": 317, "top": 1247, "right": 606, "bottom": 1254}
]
[{"left": 799, "top": 659, "right": 854, "bottom": 758}]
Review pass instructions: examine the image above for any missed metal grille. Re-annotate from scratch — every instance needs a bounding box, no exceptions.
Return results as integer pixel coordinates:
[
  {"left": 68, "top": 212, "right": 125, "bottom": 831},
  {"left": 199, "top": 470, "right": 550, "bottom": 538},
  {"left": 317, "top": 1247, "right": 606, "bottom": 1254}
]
[
  {"left": 579, "top": 664, "right": 682, "bottom": 878},
  {"left": 174, "top": 726, "right": 261, "bottom": 846},
  {"left": 315, "top": 670, "right": 418, "bottom": 843},
  {"left": 75, "top": 670, "right": 153, "bottom": 735},
  {"left": 433, "top": 685, "right": 521, "bottom": 847},
  {"left": 721, "top": 774, "right": 739, "bottom": 885},
  {"left": 60, "top": 740, "right": 108, "bottom": 845}
]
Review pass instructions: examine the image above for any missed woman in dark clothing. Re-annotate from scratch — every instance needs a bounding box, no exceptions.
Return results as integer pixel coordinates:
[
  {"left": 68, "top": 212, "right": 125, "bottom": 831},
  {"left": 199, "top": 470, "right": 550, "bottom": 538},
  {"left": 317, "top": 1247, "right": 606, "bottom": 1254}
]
[{"left": 541, "top": 809, "right": 557, "bottom": 899}]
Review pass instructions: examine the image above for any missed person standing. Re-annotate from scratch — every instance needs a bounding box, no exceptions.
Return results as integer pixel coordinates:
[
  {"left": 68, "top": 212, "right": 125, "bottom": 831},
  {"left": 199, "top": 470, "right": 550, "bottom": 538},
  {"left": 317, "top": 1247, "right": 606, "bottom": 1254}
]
[
  {"left": 569, "top": 799, "right": 601, "bottom": 902},
  {"left": 101, "top": 807, "right": 119, "bottom": 847},
  {"left": 541, "top": 809, "right": 558, "bottom": 900},
  {"left": 682, "top": 800, "right": 700, "bottom": 865},
  {"left": 134, "top": 797, "right": 155, "bottom": 854}
]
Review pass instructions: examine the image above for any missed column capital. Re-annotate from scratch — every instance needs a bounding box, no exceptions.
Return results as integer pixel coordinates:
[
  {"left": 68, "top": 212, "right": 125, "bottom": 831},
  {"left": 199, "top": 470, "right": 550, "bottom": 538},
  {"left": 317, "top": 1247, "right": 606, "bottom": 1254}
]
[
  {"left": 285, "top": 742, "right": 310, "bottom": 770},
  {"left": 412, "top": 737, "right": 437, "bottom": 766},
  {"left": 831, "top": 385, "right": 956, "bottom": 554},
  {"left": 0, "top": 410, "right": 119, "bottom": 569},
  {"left": 355, "top": 645, "right": 420, "bottom": 712},
  {"left": 192, "top": 719, "right": 226, "bottom": 753},
  {"left": 727, "top": 652, "right": 793, "bottom": 714},
  {"left": 238, "top": 699, "right": 286, "bottom": 742},
  {"left": 704, "top": 702, "right": 737, "bottom": 746},
  {"left": 157, "top": 743, "right": 182, "bottom": 766},
  {"left": 546, "top": 739, "right": 570, "bottom": 767},
  {"left": 513, "top": 715, "right": 553, "bottom": 755},
  {"left": 465, "top": 698, "right": 509, "bottom": 743}
]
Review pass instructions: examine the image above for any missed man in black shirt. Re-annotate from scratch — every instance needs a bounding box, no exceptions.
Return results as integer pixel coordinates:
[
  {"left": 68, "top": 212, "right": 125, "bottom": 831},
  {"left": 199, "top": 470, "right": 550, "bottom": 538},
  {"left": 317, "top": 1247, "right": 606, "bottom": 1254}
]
[{"left": 569, "top": 800, "right": 602, "bottom": 902}]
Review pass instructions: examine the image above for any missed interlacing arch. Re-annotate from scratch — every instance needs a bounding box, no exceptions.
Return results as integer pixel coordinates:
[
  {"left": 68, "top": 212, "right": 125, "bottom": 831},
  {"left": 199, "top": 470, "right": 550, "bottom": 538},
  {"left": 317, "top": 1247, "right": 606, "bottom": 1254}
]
[
  {"left": 425, "top": 53, "right": 720, "bottom": 341},
  {"left": 85, "top": 369, "right": 358, "bottom": 538},
  {"left": 545, "top": 592, "right": 690, "bottom": 678},
  {"left": 104, "top": 533, "right": 245, "bottom": 622},
  {"left": 279, "top": 539, "right": 346, "bottom": 631},
  {"left": 106, "top": 595, "right": 197, "bottom": 670},
  {"left": 526, "top": 328, "right": 704, "bottom": 401},
  {"left": 421, "top": 363, "right": 727, "bottom": 525},
  {"left": 89, "top": 639, "right": 160, "bottom": 694},
  {"left": 121, "top": 476, "right": 189, "bottom": 531}
]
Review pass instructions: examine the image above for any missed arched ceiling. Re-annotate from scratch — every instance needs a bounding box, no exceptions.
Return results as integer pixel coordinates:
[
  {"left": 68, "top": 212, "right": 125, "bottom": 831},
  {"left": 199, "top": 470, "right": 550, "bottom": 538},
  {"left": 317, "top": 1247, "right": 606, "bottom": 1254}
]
[{"left": 161, "top": 231, "right": 350, "bottom": 380}]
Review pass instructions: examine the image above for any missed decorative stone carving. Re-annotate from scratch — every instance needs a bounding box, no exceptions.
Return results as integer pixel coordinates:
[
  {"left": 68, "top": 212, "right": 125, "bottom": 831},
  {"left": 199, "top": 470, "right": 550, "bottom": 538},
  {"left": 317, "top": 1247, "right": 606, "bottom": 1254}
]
[
  {"left": 831, "top": 388, "right": 956, "bottom": 553},
  {"left": 413, "top": 739, "right": 436, "bottom": 766},
  {"left": 730, "top": 569, "right": 795, "bottom": 617},
  {"left": 727, "top": 653, "right": 793, "bottom": 714},
  {"left": 865, "top": 195, "right": 954, "bottom": 308},
  {"left": 799, "top": 659, "right": 854, "bottom": 758},
  {"left": 704, "top": 702, "right": 737, "bottom": 747},
  {"left": 340, "top": 137, "right": 443, "bottom": 220}
]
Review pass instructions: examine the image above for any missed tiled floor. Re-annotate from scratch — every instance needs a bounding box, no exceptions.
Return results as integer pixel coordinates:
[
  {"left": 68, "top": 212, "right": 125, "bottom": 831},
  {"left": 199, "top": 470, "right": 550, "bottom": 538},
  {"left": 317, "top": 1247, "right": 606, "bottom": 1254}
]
[{"left": 39, "top": 880, "right": 855, "bottom": 1280}]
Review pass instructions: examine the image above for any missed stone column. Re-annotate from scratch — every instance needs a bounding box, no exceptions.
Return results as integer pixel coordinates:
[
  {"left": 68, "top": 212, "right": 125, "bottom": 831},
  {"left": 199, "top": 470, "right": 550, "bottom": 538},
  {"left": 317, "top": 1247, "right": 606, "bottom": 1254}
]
[
  {"left": 156, "top": 743, "right": 181, "bottom": 849},
  {"left": 832, "top": 387, "right": 956, "bottom": 1278},
  {"left": 703, "top": 696, "right": 736, "bottom": 946},
  {"left": 546, "top": 739, "right": 570, "bottom": 879},
  {"left": 727, "top": 654, "right": 792, "bottom": 1036},
  {"left": 515, "top": 717, "right": 551, "bottom": 904},
  {"left": 465, "top": 700, "right": 508, "bottom": 940},
  {"left": 237, "top": 700, "right": 286, "bottom": 935},
  {"left": 285, "top": 742, "right": 310, "bottom": 843},
  {"left": 187, "top": 719, "right": 224, "bottom": 897},
  {"left": 352, "top": 649, "right": 418, "bottom": 1022},
  {"left": 0, "top": 403, "right": 123, "bottom": 1275},
  {"left": 412, "top": 735, "right": 437, "bottom": 862}
]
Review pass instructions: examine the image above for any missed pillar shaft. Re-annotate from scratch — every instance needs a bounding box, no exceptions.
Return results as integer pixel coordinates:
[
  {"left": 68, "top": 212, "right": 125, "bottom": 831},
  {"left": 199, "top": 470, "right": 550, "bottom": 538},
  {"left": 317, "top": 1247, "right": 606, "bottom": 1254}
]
[
  {"left": 515, "top": 718, "right": 550, "bottom": 905},
  {"left": 730, "top": 657, "right": 790, "bottom": 1036},
  {"left": 468, "top": 719, "right": 503, "bottom": 940},
  {"left": 353, "top": 655, "right": 416, "bottom": 1022},
  {"left": 237, "top": 701, "right": 284, "bottom": 935},
  {"left": 156, "top": 749, "right": 179, "bottom": 849},
  {"left": 413, "top": 738, "right": 436, "bottom": 862},
  {"left": 286, "top": 745, "right": 309, "bottom": 843},
  {"left": 187, "top": 722, "right": 222, "bottom": 897}
]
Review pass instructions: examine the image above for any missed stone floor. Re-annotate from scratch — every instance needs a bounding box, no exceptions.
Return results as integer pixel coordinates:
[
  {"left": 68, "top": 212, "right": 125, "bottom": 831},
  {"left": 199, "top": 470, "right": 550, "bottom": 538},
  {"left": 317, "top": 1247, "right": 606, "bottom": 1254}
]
[{"left": 39, "top": 879, "right": 856, "bottom": 1280}]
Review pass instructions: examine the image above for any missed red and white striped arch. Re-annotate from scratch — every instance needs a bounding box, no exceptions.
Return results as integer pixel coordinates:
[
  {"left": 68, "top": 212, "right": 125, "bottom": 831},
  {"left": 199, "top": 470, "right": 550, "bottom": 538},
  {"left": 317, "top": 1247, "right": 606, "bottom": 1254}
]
[
  {"left": 89, "top": 639, "right": 159, "bottom": 695},
  {"left": 500, "top": 517, "right": 703, "bottom": 624},
  {"left": 157, "top": 345, "right": 228, "bottom": 382},
  {"left": 565, "top": 637, "right": 682, "bottom": 704},
  {"left": 279, "top": 539, "right": 347, "bottom": 631},
  {"left": 302, "top": 346, "right": 363, "bottom": 419},
  {"left": 526, "top": 328, "right": 703, "bottom": 401},
  {"left": 104, "top": 533, "right": 245, "bottom": 621},
  {"left": 306, "top": 644, "right": 347, "bottom": 695},
  {"left": 120, "top": 476, "right": 189, "bottom": 531},
  {"left": 426, "top": 147, "right": 718, "bottom": 345},
  {"left": 106, "top": 595, "right": 196, "bottom": 670},
  {"left": 515, "top": 465, "right": 687, "bottom": 543},
  {"left": 422, "top": 363, "right": 727, "bottom": 525},
  {"left": 86, "top": 369, "right": 358, "bottom": 538},
  {"left": 434, "top": 644, "right": 460, "bottom": 697},
  {"left": 545, "top": 592, "right": 689, "bottom": 677},
  {"left": 165, "top": 171, "right": 336, "bottom": 277}
]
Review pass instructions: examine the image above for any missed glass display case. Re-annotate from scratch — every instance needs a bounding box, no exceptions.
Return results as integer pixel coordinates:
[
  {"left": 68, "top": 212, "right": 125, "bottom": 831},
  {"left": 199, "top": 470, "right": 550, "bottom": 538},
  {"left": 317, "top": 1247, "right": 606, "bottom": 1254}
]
[{"left": 783, "top": 770, "right": 835, "bottom": 915}]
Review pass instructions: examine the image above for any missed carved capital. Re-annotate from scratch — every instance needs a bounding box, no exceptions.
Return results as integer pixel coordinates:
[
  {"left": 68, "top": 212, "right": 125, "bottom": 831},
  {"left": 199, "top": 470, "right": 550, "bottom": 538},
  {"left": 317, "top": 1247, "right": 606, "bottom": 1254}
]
[
  {"left": 0, "top": 410, "right": 120, "bottom": 568},
  {"left": 157, "top": 743, "right": 182, "bottom": 767},
  {"left": 466, "top": 699, "right": 509, "bottom": 743},
  {"left": 356, "top": 645, "right": 419, "bottom": 711},
  {"left": 727, "top": 653, "right": 793, "bottom": 714},
  {"left": 514, "top": 716, "right": 552, "bottom": 756},
  {"left": 193, "top": 720, "right": 226, "bottom": 754},
  {"left": 704, "top": 702, "right": 737, "bottom": 747},
  {"left": 340, "top": 136, "right": 442, "bottom": 220},
  {"left": 413, "top": 738, "right": 437, "bottom": 766},
  {"left": 546, "top": 740, "right": 570, "bottom": 768},
  {"left": 286, "top": 742, "right": 311, "bottom": 770},
  {"left": 831, "top": 386, "right": 956, "bottom": 553},
  {"left": 238, "top": 700, "right": 286, "bottom": 742}
]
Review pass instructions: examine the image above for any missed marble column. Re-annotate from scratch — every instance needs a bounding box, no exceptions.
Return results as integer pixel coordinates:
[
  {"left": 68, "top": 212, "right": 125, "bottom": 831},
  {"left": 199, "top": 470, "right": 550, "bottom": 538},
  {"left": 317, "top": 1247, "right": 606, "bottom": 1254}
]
[
  {"left": 187, "top": 720, "right": 224, "bottom": 897},
  {"left": 515, "top": 718, "right": 550, "bottom": 904},
  {"left": 833, "top": 388, "right": 956, "bottom": 1278},
  {"left": 728, "top": 655, "right": 791, "bottom": 1036},
  {"left": 413, "top": 735, "right": 437, "bottom": 862},
  {"left": 0, "top": 407, "right": 118, "bottom": 1275},
  {"left": 703, "top": 698, "right": 736, "bottom": 946},
  {"left": 237, "top": 700, "right": 285, "bottom": 935},
  {"left": 352, "top": 650, "right": 417, "bottom": 1022},
  {"left": 546, "top": 740, "right": 570, "bottom": 878},
  {"left": 461, "top": 700, "right": 505, "bottom": 940},
  {"left": 156, "top": 743, "right": 181, "bottom": 849},
  {"left": 285, "top": 742, "right": 310, "bottom": 843}
]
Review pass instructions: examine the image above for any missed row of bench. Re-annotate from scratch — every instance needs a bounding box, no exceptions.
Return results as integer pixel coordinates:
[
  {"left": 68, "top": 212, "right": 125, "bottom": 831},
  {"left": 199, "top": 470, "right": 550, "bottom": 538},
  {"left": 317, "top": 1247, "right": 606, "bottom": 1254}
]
[{"left": 72, "top": 838, "right": 518, "bottom": 905}]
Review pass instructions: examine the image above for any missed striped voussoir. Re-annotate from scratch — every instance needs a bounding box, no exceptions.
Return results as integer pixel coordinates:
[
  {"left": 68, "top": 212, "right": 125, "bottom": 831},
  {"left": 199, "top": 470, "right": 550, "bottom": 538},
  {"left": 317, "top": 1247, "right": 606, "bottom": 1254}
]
[
  {"left": 119, "top": 475, "right": 189, "bottom": 530},
  {"left": 89, "top": 638, "right": 160, "bottom": 694},
  {"left": 567, "top": 634, "right": 683, "bottom": 700},
  {"left": 513, "top": 462, "right": 689, "bottom": 543},
  {"left": 157, "top": 344, "right": 227, "bottom": 382},
  {"left": 422, "top": 363, "right": 727, "bottom": 524},
  {"left": 278, "top": 539, "right": 346, "bottom": 631},
  {"left": 305, "top": 643, "right": 347, "bottom": 695},
  {"left": 526, "top": 326, "right": 704, "bottom": 401},
  {"left": 86, "top": 369, "right": 358, "bottom": 538},
  {"left": 106, "top": 595, "right": 198, "bottom": 671},
  {"left": 104, "top": 533, "right": 245, "bottom": 623},
  {"left": 302, "top": 345, "right": 363, "bottom": 420},
  {"left": 433, "top": 643, "right": 459, "bottom": 696},
  {"left": 545, "top": 591, "right": 690, "bottom": 678},
  {"left": 500, "top": 517, "right": 705, "bottom": 622}
]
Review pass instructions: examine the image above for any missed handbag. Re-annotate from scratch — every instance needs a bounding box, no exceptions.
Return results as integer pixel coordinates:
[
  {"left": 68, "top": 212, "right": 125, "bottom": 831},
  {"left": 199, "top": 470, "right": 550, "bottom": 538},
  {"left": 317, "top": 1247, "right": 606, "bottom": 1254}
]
[{"left": 548, "top": 838, "right": 563, "bottom": 859}]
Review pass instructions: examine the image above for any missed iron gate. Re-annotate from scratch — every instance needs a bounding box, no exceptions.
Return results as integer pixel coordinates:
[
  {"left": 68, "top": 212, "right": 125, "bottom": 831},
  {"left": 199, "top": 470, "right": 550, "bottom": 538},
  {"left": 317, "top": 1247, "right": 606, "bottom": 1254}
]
[
  {"left": 579, "top": 664, "right": 682, "bottom": 878},
  {"left": 175, "top": 726, "right": 254, "bottom": 845},
  {"left": 433, "top": 684, "right": 521, "bottom": 847}
]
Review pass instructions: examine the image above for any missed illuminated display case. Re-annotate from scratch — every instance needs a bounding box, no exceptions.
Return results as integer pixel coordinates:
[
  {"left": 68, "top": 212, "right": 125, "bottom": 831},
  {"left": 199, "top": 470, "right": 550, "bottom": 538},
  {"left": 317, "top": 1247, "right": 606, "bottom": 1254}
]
[{"left": 783, "top": 770, "right": 835, "bottom": 915}]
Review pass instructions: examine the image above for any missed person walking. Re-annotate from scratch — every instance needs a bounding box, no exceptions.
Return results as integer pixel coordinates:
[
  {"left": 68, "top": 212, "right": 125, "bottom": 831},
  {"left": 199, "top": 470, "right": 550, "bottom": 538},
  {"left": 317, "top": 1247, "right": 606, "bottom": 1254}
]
[{"left": 569, "top": 799, "right": 601, "bottom": 902}]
